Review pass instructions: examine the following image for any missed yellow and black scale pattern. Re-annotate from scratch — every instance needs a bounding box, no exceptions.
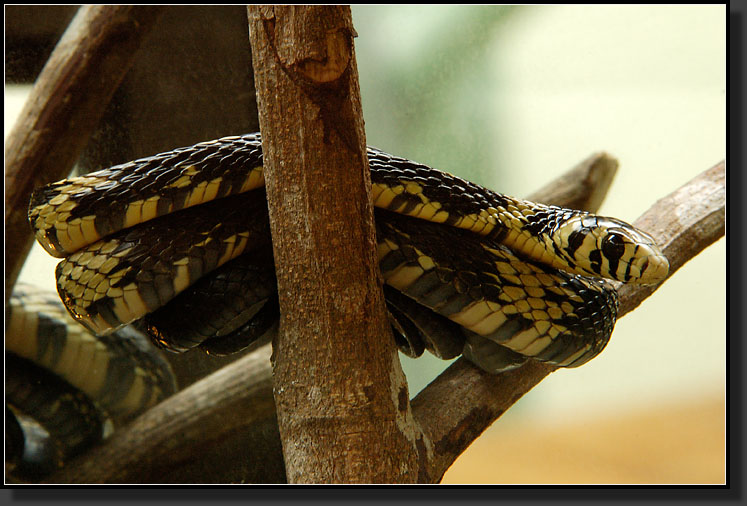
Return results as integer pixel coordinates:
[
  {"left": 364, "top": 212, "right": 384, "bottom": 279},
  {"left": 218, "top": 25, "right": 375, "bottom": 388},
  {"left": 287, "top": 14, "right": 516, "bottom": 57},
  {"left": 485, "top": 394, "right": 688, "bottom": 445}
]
[
  {"left": 6, "top": 283, "right": 177, "bottom": 479},
  {"left": 27, "top": 133, "right": 669, "bottom": 373},
  {"left": 376, "top": 210, "right": 619, "bottom": 369}
]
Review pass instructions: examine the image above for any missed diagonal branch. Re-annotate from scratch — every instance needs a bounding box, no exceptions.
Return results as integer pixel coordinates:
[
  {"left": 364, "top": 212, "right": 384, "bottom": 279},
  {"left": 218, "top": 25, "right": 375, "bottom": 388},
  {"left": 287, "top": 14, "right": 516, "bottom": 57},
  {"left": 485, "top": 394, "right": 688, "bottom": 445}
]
[{"left": 412, "top": 160, "right": 726, "bottom": 481}]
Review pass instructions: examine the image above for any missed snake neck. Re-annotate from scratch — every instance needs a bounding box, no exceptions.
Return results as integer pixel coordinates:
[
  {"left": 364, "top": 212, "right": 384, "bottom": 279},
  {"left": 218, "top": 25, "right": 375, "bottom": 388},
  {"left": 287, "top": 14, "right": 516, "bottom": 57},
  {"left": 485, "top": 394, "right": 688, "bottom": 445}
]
[
  {"left": 365, "top": 149, "right": 665, "bottom": 284},
  {"left": 488, "top": 200, "right": 590, "bottom": 275}
]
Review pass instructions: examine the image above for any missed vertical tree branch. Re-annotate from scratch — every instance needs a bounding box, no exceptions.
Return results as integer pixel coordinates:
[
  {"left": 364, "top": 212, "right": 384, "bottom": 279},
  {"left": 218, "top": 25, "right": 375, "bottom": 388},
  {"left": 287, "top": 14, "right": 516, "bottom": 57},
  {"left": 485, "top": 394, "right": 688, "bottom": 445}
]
[
  {"left": 246, "top": 6, "right": 423, "bottom": 483},
  {"left": 4, "top": 5, "right": 165, "bottom": 301}
]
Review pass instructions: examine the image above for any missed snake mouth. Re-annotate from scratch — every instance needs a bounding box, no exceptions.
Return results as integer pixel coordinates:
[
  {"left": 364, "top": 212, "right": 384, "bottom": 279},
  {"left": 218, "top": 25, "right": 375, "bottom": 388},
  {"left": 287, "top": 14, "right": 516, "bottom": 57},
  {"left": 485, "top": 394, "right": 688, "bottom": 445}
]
[{"left": 625, "top": 249, "right": 670, "bottom": 285}]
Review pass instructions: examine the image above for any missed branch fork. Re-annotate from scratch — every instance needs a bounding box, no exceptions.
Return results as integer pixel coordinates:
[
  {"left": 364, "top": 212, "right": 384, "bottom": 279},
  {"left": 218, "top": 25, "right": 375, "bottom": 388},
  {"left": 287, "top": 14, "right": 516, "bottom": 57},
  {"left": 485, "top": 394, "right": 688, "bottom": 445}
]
[{"left": 22, "top": 6, "right": 724, "bottom": 485}]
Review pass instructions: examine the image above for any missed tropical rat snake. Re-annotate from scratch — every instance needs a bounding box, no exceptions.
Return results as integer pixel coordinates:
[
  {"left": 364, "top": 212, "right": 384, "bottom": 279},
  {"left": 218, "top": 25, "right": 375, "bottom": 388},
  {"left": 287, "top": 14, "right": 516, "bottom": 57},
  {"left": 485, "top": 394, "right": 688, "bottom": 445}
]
[{"left": 8, "top": 133, "right": 668, "bottom": 478}]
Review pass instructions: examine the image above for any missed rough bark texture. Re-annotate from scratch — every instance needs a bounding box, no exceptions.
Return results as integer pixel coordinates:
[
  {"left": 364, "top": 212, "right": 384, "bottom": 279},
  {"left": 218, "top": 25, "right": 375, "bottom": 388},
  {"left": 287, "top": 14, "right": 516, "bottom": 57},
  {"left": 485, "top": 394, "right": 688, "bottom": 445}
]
[
  {"left": 615, "top": 161, "right": 726, "bottom": 313},
  {"left": 246, "top": 5, "right": 423, "bottom": 483},
  {"left": 4, "top": 5, "right": 164, "bottom": 302}
]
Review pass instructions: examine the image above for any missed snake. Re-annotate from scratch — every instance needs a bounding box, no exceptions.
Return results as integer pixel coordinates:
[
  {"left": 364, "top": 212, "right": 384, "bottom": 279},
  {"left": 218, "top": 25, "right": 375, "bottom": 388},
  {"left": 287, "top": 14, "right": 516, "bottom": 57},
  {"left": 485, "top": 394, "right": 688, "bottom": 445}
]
[
  {"left": 5, "top": 283, "right": 177, "bottom": 481},
  {"left": 25, "top": 132, "right": 669, "bottom": 374}
]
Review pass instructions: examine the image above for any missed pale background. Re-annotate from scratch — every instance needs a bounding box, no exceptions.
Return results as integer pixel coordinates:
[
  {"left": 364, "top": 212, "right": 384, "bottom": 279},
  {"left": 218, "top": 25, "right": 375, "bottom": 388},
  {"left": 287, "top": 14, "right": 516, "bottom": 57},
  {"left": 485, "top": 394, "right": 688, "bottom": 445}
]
[
  {"left": 352, "top": 4, "right": 726, "bottom": 484},
  {"left": 6, "top": 4, "right": 726, "bottom": 484}
]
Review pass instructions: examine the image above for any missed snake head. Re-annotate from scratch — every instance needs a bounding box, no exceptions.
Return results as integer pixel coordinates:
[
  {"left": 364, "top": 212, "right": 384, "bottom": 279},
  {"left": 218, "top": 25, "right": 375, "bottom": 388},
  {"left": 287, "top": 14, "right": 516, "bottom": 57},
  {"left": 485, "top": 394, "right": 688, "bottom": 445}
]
[{"left": 554, "top": 215, "right": 669, "bottom": 284}]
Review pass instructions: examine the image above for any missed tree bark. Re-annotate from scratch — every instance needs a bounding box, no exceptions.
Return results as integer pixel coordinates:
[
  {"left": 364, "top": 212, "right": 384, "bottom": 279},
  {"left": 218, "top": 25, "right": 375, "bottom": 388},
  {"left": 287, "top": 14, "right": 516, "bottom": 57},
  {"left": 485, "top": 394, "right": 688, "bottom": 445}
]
[
  {"left": 4, "top": 5, "right": 164, "bottom": 302},
  {"left": 528, "top": 151, "right": 618, "bottom": 212},
  {"left": 246, "top": 5, "right": 423, "bottom": 483}
]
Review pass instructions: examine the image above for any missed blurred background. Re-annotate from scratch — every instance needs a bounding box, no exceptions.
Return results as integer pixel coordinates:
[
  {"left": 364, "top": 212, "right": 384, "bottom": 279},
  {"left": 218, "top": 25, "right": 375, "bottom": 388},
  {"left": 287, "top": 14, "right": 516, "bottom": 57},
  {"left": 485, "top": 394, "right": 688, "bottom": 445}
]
[
  {"left": 351, "top": 4, "right": 726, "bottom": 484},
  {"left": 6, "top": 5, "right": 725, "bottom": 483}
]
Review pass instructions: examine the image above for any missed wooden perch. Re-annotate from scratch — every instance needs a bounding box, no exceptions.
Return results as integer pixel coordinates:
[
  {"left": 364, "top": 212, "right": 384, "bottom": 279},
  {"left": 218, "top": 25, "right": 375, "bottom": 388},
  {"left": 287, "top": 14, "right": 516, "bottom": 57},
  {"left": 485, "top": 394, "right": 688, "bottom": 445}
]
[
  {"left": 246, "top": 5, "right": 422, "bottom": 483},
  {"left": 45, "top": 155, "right": 724, "bottom": 484},
  {"left": 528, "top": 151, "right": 618, "bottom": 212},
  {"left": 4, "top": 5, "right": 164, "bottom": 301}
]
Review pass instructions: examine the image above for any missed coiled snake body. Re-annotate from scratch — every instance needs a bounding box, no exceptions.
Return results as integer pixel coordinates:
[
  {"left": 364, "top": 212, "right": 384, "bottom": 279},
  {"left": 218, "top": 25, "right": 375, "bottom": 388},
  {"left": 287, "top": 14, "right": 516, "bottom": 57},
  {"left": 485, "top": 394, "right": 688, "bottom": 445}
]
[
  {"left": 27, "top": 133, "right": 667, "bottom": 367},
  {"left": 10, "top": 133, "right": 668, "bottom": 477}
]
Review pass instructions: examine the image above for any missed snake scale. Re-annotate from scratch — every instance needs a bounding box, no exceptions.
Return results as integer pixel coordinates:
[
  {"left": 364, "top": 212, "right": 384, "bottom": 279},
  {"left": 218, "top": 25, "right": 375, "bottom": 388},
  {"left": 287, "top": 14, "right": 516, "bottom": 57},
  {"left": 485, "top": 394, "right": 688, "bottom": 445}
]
[{"left": 8, "top": 132, "right": 668, "bottom": 479}]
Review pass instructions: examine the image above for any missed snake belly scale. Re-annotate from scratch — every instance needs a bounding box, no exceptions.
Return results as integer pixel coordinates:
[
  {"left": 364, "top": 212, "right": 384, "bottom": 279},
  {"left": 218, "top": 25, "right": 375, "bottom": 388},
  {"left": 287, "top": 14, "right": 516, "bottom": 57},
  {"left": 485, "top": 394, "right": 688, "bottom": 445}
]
[{"left": 27, "top": 133, "right": 669, "bottom": 373}]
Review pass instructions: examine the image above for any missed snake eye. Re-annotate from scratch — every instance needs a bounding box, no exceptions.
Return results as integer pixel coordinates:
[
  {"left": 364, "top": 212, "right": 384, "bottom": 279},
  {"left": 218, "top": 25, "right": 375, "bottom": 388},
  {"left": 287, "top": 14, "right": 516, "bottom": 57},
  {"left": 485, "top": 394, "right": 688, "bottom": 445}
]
[{"left": 601, "top": 231, "right": 626, "bottom": 261}]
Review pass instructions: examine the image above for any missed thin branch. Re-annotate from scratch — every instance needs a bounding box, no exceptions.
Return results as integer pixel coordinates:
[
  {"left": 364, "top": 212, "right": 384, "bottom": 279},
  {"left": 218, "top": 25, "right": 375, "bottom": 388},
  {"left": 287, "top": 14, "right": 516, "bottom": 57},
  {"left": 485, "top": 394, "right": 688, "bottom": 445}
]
[
  {"left": 412, "top": 160, "right": 726, "bottom": 482},
  {"left": 4, "top": 5, "right": 164, "bottom": 301},
  {"left": 614, "top": 161, "right": 726, "bottom": 313},
  {"left": 528, "top": 151, "right": 618, "bottom": 212}
]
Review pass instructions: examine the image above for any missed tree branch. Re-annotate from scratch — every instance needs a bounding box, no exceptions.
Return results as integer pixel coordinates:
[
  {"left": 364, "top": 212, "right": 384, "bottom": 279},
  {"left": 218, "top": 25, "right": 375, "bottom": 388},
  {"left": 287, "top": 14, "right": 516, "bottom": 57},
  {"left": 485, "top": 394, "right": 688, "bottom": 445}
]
[
  {"left": 4, "top": 5, "right": 164, "bottom": 301},
  {"left": 246, "top": 5, "right": 422, "bottom": 483},
  {"left": 412, "top": 160, "right": 726, "bottom": 482},
  {"left": 527, "top": 151, "right": 618, "bottom": 212}
]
